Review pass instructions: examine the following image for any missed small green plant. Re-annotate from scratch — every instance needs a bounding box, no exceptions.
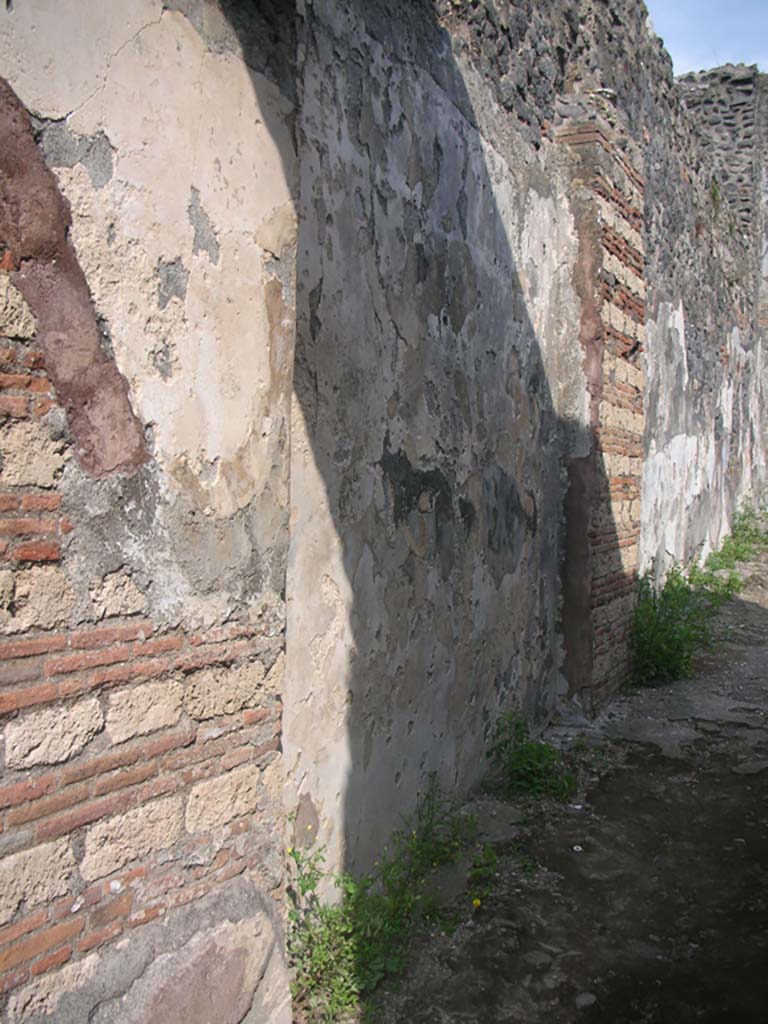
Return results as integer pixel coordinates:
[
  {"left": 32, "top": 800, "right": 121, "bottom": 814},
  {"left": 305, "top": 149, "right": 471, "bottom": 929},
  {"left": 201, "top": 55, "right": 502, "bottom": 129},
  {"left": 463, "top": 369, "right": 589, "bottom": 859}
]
[
  {"left": 706, "top": 506, "right": 768, "bottom": 571},
  {"left": 631, "top": 566, "right": 716, "bottom": 685},
  {"left": 710, "top": 177, "right": 721, "bottom": 216},
  {"left": 630, "top": 505, "right": 767, "bottom": 686},
  {"left": 287, "top": 778, "right": 475, "bottom": 1022},
  {"left": 468, "top": 842, "right": 499, "bottom": 902},
  {"left": 487, "top": 713, "right": 575, "bottom": 800},
  {"left": 516, "top": 850, "right": 539, "bottom": 878}
]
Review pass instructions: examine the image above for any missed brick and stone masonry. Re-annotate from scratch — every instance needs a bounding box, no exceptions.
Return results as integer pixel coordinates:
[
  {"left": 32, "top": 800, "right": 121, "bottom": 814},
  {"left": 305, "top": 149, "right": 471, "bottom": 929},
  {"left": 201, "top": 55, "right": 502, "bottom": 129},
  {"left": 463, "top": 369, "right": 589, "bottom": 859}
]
[
  {"left": 0, "top": 316, "right": 284, "bottom": 999},
  {"left": 0, "top": 0, "right": 766, "bottom": 1020},
  {"left": 559, "top": 115, "right": 646, "bottom": 698}
]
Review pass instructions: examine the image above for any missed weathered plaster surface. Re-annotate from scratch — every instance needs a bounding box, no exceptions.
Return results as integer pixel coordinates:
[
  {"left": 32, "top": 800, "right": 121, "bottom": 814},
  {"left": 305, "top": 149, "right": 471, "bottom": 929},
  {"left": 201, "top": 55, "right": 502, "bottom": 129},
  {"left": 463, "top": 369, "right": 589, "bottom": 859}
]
[
  {"left": 0, "top": 3, "right": 295, "bottom": 1019},
  {"left": 638, "top": 63, "right": 767, "bottom": 573},
  {"left": 640, "top": 302, "right": 761, "bottom": 570},
  {"left": 284, "top": 0, "right": 585, "bottom": 875},
  {"left": 0, "top": 2, "right": 767, "bottom": 1021},
  {"left": 1, "top": 0, "right": 297, "bottom": 628}
]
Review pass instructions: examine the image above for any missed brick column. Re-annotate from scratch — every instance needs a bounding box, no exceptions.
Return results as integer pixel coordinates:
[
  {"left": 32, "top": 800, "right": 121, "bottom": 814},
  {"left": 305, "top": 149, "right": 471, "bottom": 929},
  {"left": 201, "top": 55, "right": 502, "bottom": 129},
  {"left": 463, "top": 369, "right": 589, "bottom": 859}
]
[{"left": 558, "top": 117, "right": 645, "bottom": 700}]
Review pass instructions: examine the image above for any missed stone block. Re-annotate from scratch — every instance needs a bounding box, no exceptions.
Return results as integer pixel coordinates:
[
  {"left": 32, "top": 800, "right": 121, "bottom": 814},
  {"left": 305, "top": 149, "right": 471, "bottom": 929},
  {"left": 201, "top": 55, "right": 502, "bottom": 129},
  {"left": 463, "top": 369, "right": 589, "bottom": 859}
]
[
  {"left": 106, "top": 678, "right": 183, "bottom": 744},
  {"left": 185, "top": 764, "right": 260, "bottom": 834},
  {"left": 91, "top": 571, "right": 147, "bottom": 619},
  {"left": 5, "top": 697, "right": 103, "bottom": 767},
  {"left": 81, "top": 795, "right": 183, "bottom": 881},
  {"left": 184, "top": 662, "right": 265, "bottom": 720},
  {"left": 0, "top": 420, "right": 66, "bottom": 488},
  {"left": 0, "top": 278, "right": 37, "bottom": 339},
  {"left": 0, "top": 566, "right": 75, "bottom": 635},
  {"left": 0, "top": 839, "right": 76, "bottom": 926}
]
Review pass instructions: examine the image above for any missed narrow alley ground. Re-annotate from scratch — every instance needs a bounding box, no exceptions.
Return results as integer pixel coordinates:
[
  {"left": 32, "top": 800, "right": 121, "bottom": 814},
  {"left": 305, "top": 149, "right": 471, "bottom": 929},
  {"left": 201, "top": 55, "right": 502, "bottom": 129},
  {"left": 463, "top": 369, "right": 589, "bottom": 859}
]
[{"left": 371, "top": 552, "right": 768, "bottom": 1023}]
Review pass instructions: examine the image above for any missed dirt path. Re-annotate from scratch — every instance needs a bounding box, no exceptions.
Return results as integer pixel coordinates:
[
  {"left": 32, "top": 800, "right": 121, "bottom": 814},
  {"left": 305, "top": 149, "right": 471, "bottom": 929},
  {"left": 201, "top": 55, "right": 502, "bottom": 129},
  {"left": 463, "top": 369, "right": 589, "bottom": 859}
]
[{"left": 369, "top": 554, "right": 768, "bottom": 1023}]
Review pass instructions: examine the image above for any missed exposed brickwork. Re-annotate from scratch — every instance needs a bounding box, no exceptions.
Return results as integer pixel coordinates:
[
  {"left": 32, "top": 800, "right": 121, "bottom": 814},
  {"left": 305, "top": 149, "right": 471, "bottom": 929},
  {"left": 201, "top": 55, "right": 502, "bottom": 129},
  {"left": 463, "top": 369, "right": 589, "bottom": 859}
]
[
  {"left": 0, "top": 333, "right": 284, "bottom": 997},
  {"left": 560, "top": 118, "right": 645, "bottom": 695},
  {"left": 0, "top": 343, "right": 68, "bottom": 566}
]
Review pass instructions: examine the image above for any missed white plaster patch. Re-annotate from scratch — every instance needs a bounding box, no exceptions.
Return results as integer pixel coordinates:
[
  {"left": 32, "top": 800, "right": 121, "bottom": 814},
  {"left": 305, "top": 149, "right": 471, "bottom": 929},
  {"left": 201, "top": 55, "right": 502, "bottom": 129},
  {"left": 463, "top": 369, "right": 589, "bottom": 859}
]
[{"left": 35, "top": 10, "right": 299, "bottom": 518}]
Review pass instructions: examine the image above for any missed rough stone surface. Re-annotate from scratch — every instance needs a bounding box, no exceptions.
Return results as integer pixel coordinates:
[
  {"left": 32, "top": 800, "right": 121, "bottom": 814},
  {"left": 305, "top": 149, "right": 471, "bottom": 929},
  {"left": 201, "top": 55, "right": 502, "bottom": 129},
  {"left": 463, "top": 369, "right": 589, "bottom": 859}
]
[
  {"left": 5, "top": 878, "right": 290, "bottom": 1024},
  {"left": 184, "top": 661, "right": 265, "bottom": 720},
  {"left": 0, "top": 569, "right": 14, "bottom": 611},
  {"left": 90, "top": 570, "right": 147, "bottom": 619},
  {"left": 80, "top": 796, "right": 183, "bottom": 881},
  {"left": 105, "top": 679, "right": 183, "bottom": 744},
  {"left": 0, "top": 419, "right": 67, "bottom": 489},
  {"left": 0, "top": 276, "right": 36, "bottom": 338},
  {"left": 0, "top": 566, "right": 75, "bottom": 635},
  {"left": 0, "top": 840, "right": 76, "bottom": 927},
  {"left": 185, "top": 764, "right": 261, "bottom": 833},
  {"left": 5, "top": 697, "right": 103, "bottom": 768},
  {"left": 92, "top": 917, "right": 289, "bottom": 1024}
]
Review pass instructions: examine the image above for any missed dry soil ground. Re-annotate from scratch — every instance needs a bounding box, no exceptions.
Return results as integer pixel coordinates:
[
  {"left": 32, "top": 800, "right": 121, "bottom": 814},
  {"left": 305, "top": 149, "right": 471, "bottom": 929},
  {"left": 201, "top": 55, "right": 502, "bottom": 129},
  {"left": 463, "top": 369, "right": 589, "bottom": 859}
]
[{"left": 369, "top": 553, "right": 768, "bottom": 1023}]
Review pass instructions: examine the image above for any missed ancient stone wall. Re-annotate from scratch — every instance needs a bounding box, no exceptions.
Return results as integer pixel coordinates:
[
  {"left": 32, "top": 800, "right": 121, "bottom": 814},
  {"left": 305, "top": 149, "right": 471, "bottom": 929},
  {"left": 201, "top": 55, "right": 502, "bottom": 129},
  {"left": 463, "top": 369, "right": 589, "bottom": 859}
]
[
  {"left": 557, "top": 120, "right": 646, "bottom": 697},
  {"left": 678, "top": 65, "right": 762, "bottom": 237},
  {"left": 283, "top": 0, "right": 587, "bottom": 878},
  {"left": 0, "top": 3, "right": 294, "bottom": 1019},
  {"left": 0, "top": 1, "right": 766, "bottom": 1021}
]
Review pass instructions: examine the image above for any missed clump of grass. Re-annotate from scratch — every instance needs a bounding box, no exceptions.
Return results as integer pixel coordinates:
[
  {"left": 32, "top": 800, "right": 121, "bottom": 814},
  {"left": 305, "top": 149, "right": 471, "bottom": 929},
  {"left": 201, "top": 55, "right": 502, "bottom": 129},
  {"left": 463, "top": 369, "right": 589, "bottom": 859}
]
[
  {"left": 287, "top": 778, "right": 475, "bottom": 1023},
  {"left": 487, "top": 713, "right": 575, "bottom": 800},
  {"left": 468, "top": 841, "right": 499, "bottom": 904},
  {"left": 630, "top": 504, "right": 767, "bottom": 686},
  {"left": 631, "top": 566, "right": 716, "bottom": 685},
  {"left": 705, "top": 506, "right": 768, "bottom": 571}
]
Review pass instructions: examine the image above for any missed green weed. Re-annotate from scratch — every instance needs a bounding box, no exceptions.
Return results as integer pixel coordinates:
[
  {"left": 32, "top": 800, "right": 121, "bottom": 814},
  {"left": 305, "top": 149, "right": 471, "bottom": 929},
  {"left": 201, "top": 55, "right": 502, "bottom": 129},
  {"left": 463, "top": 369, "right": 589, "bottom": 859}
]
[
  {"left": 516, "top": 850, "right": 539, "bottom": 878},
  {"left": 468, "top": 842, "right": 499, "bottom": 902},
  {"left": 705, "top": 506, "right": 768, "bottom": 571},
  {"left": 630, "top": 505, "right": 767, "bottom": 686},
  {"left": 631, "top": 566, "right": 711, "bottom": 685},
  {"left": 710, "top": 177, "right": 721, "bottom": 215},
  {"left": 287, "top": 779, "right": 475, "bottom": 1022},
  {"left": 487, "top": 713, "right": 575, "bottom": 800}
]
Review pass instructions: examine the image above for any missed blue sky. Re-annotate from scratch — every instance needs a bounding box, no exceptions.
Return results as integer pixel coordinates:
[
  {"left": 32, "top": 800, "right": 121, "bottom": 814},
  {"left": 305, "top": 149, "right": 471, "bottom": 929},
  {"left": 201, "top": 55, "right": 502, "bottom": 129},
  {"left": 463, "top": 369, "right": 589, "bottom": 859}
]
[{"left": 644, "top": 0, "right": 768, "bottom": 74}]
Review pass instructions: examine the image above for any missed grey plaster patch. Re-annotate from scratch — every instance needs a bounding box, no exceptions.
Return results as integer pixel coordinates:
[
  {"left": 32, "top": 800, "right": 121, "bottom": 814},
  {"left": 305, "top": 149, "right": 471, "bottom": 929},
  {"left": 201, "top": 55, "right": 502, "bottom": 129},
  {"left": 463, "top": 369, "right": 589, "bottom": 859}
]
[
  {"left": 188, "top": 187, "right": 220, "bottom": 265},
  {"left": 150, "top": 339, "right": 176, "bottom": 380},
  {"left": 293, "top": 792, "right": 319, "bottom": 849},
  {"left": 58, "top": 459, "right": 268, "bottom": 627},
  {"left": 35, "top": 119, "right": 114, "bottom": 188},
  {"left": 156, "top": 257, "right": 189, "bottom": 310}
]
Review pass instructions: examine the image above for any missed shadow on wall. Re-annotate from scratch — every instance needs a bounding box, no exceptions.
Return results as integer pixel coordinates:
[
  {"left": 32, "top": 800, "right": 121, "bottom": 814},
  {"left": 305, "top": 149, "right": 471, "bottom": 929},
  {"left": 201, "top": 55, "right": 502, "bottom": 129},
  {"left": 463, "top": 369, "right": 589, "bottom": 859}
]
[{"left": 219, "top": 0, "right": 622, "bottom": 873}]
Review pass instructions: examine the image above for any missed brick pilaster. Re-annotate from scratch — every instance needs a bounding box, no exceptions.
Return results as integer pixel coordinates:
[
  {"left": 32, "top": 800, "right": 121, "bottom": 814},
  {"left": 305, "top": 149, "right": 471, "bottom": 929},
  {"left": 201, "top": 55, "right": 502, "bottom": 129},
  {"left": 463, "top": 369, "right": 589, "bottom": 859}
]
[{"left": 558, "top": 117, "right": 645, "bottom": 698}]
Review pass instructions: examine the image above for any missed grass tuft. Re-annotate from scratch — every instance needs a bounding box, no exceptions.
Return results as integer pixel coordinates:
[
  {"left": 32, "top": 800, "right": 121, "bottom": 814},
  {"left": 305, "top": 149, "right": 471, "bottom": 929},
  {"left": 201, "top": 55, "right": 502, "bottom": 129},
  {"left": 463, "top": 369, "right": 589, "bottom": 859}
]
[
  {"left": 487, "top": 713, "right": 575, "bottom": 800},
  {"left": 630, "top": 504, "right": 768, "bottom": 686},
  {"left": 287, "top": 778, "right": 475, "bottom": 1022}
]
